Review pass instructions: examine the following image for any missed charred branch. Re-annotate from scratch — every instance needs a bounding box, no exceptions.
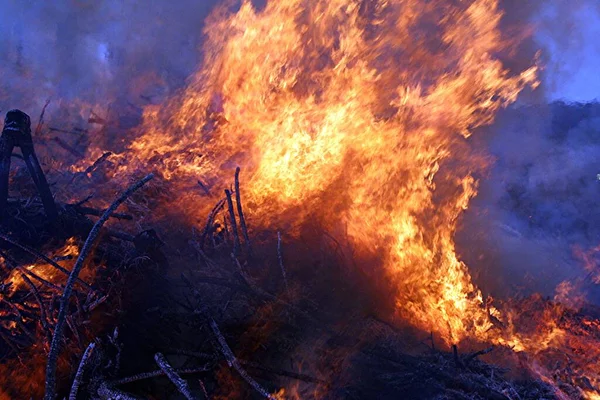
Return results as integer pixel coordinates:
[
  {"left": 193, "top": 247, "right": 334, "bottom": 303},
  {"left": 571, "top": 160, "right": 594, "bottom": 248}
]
[
  {"left": 44, "top": 173, "right": 154, "bottom": 400},
  {"left": 224, "top": 189, "right": 240, "bottom": 257},
  {"left": 209, "top": 318, "right": 276, "bottom": 400},
  {"left": 69, "top": 341, "right": 96, "bottom": 400},
  {"left": 234, "top": 167, "right": 251, "bottom": 256},
  {"left": 154, "top": 352, "right": 200, "bottom": 400}
]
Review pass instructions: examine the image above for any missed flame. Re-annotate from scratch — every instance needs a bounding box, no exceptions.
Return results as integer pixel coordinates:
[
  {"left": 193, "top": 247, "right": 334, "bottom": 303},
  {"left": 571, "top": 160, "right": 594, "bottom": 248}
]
[
  {"left": 4, "top": 237, "right": 82, "bottom": 295},
  {"left": 124, "top": 0, "right": 538, "bottom": 344}
]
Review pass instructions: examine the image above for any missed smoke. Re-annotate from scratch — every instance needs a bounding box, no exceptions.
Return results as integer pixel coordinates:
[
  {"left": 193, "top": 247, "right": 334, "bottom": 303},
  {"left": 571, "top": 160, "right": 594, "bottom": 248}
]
[
  {"left": 454, "top": 0, "right": 600, "bottom": 303},
  {"left": 458, "top": 101, "right": 600, "bottom": 303},
  {"left": 0, "top": 1, "right": 220, "bottom": 113}
]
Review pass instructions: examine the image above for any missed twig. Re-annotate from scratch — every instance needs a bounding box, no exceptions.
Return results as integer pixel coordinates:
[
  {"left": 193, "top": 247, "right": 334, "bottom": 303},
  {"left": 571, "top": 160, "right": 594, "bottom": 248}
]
[
  {"left": 44, "top": 173, "right": 154, "bottom": 400},
  {"left": 97, "top": 382, "right": 140, "bottom": 400},
  {"left": 234, "top": 167, "right": 251, "bottom": 256},
  {"left": 53, "top": 137, "right": 84, "bottom": 158},
  {"left": 154, "top": 353, "right": 199, "bottom": 400},
  {"left": 73, "top": 205, "right": 133, "bottom": 220},
  {"left": 0, "top": 233, "right": 92, "bottom": 291},
  {"left": 452, "top": 344, "right": 464, "bottom": 369},
  {"left": 209, "top": 318, "right": 275, "bottom": 399},
  {"left": 74, "top": 194, "right": 94, "bottom": 207},
  {"left": 464, "top": 346, "right": 495, "bottom": 365},
  {"left": 277, "top": 232, "right": 289, "bottom": 296},
  {"left": 111, "top": 367, "right": 211, "bottom": 386},
  {"left": 197, "top": 180, "right": 211, "bottom": 196},
  {"left": 199, "top": 198, "right": 225, "bottom": 249},
  {"left": 224, "top": 189, "right": 240, "bottom": 256},
  {"left": 84, "top": 152, "right": 112, "bottom": 175},
  {"left": 174, "top": 349, "right": 323, "bottom": 384},
  {"left": 34, "top": 99, "right": 51, "bottom": 137},
  {"left": 69, "top": 341, "right": 96, "bottom": 400},
  {"left": 241, "top": 360, "right": 324, "bottom": 384},
  {"left": 19, "top": 272, "right": 52, "bottom": 344},
  {"left": 18, "top": 265, "right": 64, "bottom": 291},
  {"left": 0, "top": 297, "right": 35, "bottom": 341}
]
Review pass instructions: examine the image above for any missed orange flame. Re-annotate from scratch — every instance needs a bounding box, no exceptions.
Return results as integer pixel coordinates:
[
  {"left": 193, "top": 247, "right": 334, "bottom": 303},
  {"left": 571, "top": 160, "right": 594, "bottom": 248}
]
[
  {"left": 4, "top": 237, "right": 82, "bottom": 295},
  {"left": 125, "top": 0, "right": 538, "bottom": 345}
]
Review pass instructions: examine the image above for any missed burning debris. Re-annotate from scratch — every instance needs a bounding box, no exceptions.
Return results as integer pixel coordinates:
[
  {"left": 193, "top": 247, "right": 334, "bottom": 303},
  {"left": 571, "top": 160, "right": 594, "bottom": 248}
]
[{"left": 0, "top": 0, "right": 598, "bottom": 399}]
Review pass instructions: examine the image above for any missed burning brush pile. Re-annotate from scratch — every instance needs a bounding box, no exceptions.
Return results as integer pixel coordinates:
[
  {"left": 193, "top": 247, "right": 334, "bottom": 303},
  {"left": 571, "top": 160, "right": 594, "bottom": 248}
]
[{"left": 0, "top": 0, "right": 600, "bottom": 399}]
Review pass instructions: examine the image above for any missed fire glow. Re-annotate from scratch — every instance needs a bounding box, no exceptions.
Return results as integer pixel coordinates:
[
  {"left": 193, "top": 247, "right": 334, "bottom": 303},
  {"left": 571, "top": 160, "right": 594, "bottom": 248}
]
[
  {"left": 128, "top": 0, "right": 538, "bottom": 344},
  {"left": 5, "top": 0, "right": 600, "bottom": 398}
]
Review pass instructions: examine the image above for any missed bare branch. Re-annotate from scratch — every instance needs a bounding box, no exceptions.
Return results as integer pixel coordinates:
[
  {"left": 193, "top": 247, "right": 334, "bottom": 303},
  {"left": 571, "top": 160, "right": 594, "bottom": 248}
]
[
  {"left": 69, "top": 341, "right": 96, "bottom": 400},
  {"left": 224, "top": 189, "right": 240, "bottom": 256},
  {"left": 154, "top": 353, "right": 200, "bottom": 400},
  {"left": 44, "top": 173, "right": 154, "bottom": 400},
  {"left": 234, "top": 167, "right": 251, "bottom": 256},
  {"left": 209, "top": 318, "right": 275, "bottom": 399}
]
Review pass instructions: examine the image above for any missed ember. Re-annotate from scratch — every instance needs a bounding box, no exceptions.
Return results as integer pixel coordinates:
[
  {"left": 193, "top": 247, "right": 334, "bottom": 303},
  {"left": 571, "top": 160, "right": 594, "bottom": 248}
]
[{"left": 0, "top": 0, "right": 598, "bottom": 399}]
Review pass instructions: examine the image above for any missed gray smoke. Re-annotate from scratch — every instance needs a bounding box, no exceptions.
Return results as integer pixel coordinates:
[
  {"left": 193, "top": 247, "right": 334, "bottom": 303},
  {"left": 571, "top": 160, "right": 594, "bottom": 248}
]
[
  {"left": 0, "top": 1, "right": 219, "bottom": 113},
  {"left": 456, "top": 1, "right": 600, "bottom": 302},
  {"left": 458, "top": 102, "right": 600, "bottom": 303}
]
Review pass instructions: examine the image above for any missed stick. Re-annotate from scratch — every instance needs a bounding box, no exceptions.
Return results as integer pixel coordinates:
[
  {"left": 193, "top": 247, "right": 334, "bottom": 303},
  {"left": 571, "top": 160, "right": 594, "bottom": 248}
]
[
  {"left": 84, "top": 152, "right": 112, "bottom": 175},
  {"left": 18, "top": 265, "right": 64, "bottom": 291},
  {"left": 0, "top": 297, "right": 35, "bottom": 341},
  {"left": 154, "top": 353, "right": 199, "bottom": 400},
  {"left": 197, "top": 180, "right": 211, "bottom": 196},
  {"left": 277, "top": 232, "right": 289, "bottom": 295},
  {"left": 209, "top": 318, "right": 275, "bottom": 399},
  {"left": 19, "top": 272, "right": 52, "bottom": 344},
  {"left": 234, "top": 167, "right": 251, "bottom": 255},
  {"left": 69, "top": 342, "right": 96, "bottom": 400},
  {"left": 452, "top": 344, "right": 464, "bottom": 369},
  {"left": 97, "top": 382, "right": 140, "bottom": 400},
  {"left": 464, "top": 346, "right": 495, "bottom": 364},
  {"left": 34, "top": 99, "right": 51, "bottom": 137},
  {"left": 53, "top": 137, "right": 84, "bottom": 158},
  {"left": 44, "top": 173, "right": 154, "bottom": 400},
  {"left": 199, "top": 198, "right": 225, "bottom": 249},
  {"left": 73, "top": 205, "right": 133, "bottom": 220},
  {"left": 224, "top": 189, "right": 240, "bottom": 256},
  {"left": 111, "top": 367, "right": 210, "bottom": 386}
]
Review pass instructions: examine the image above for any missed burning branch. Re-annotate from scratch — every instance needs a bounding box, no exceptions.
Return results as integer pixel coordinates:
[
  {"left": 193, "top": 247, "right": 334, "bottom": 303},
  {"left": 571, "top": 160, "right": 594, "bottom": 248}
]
[{"left": 44, "top": 173, "right": 154, "bottom": 400}]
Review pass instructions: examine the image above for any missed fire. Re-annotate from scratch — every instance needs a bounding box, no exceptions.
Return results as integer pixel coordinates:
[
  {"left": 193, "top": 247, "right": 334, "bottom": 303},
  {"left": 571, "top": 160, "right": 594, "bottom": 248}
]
[
  {"left": 124, "top": 0, "right": 538, "bottom": 345},
  {"left": 4, "top": 237, "right": 82, "bottom": 295}
]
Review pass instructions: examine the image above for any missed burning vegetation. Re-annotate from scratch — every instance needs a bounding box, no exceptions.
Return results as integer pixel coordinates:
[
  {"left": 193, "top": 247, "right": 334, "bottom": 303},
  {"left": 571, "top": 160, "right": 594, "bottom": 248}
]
[{"left": 0, "top": 0, "right": 599, "bottom": 399}]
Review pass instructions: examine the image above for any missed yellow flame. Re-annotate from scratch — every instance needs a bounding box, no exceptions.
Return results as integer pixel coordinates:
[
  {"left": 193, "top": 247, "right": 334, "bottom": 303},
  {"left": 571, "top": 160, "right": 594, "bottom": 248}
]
[{"left": 124, "top": 0, "right": 539, "bottom": 345}]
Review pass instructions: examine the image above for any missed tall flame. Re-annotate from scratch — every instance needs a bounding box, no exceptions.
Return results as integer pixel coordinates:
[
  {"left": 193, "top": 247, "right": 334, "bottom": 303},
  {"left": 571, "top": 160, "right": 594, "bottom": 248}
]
[{"left": 124, "top": 0, "right": 539, "bottom": 344}]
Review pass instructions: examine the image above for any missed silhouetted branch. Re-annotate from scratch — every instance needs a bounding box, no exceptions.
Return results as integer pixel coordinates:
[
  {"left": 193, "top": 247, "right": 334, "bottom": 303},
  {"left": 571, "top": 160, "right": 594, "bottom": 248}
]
[{"left": 44, "top": 173, "right": 154, "bottom": 400}]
